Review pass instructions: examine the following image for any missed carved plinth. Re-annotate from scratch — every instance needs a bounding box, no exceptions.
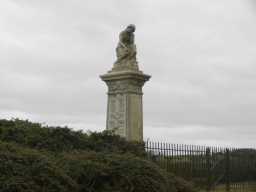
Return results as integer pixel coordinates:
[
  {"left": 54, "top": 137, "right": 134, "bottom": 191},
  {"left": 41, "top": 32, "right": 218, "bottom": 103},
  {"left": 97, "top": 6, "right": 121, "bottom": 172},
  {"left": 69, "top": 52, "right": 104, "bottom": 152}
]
[{"left": 100, "top": 70, "right": 150, "bottom": 141}]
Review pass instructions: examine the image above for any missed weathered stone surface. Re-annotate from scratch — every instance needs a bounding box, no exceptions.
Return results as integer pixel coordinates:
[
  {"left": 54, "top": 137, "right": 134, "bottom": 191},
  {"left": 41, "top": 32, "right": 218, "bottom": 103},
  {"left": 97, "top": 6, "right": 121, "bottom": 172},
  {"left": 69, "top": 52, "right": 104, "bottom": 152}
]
[
  {"left": 111, "top": 24, "right": 139, "bottom": 72},
  {"left": 101, "top": 71, "right": 150, "bottom": 141},
  {"left": 100, "top": 25, "right": 151, "bottom": 141}
]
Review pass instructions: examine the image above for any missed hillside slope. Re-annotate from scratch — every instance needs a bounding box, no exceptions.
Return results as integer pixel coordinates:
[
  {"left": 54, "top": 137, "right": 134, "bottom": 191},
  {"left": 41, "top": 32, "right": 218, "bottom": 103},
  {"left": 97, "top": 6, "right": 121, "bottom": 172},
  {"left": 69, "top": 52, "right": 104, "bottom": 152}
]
[{"left": 0, "top": 119, "right": 196, "bottom": 192}]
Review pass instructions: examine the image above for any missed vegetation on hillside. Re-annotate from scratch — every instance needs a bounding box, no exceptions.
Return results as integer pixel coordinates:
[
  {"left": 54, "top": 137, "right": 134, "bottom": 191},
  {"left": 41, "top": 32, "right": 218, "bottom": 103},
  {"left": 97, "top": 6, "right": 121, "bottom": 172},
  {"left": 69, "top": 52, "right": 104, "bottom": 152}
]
[{"left": 0, "top": 119, "right": 196, "bottom": 192}]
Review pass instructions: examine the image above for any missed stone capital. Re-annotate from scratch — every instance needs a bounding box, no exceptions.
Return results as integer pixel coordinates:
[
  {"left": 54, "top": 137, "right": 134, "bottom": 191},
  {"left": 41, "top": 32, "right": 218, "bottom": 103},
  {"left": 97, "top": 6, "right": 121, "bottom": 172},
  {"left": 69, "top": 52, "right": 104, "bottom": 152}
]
[{"left": 100, "top": 71, "right": 150, "bottom": 95}]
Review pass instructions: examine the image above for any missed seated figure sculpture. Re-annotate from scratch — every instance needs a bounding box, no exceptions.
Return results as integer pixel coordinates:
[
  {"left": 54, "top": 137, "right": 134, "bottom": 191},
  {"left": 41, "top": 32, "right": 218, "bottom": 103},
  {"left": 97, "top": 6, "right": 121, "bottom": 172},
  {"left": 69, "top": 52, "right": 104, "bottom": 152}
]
[{"left": 112, "top": 24, "right": 139, "bottom": 71}]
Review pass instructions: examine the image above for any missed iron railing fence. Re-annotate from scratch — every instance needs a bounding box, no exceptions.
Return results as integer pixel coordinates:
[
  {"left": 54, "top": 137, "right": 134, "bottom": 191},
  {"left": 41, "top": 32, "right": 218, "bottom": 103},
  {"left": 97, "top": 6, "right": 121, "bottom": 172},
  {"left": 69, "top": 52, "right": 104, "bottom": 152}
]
[{"left": 145, "top": 141, "right": 256, "bottom": 192}]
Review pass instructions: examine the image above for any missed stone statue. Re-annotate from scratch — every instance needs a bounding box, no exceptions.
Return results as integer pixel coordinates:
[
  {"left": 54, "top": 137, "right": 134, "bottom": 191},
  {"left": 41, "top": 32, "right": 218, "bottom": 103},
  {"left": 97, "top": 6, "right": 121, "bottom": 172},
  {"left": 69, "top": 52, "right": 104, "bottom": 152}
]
[{"left": 112, "top": 24, "right": 139, "bottom": 71}]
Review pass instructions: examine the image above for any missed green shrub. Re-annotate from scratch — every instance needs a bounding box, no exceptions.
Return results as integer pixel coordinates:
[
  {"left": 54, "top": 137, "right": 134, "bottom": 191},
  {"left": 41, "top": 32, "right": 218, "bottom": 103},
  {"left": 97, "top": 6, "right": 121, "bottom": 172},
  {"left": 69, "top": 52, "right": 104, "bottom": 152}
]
[
  {"left": 0, "top": 141, "right": 77, "bottom": 192},
  {"left": 0, "top": 119, "right": 145, "bottom": 156},
  {"left": 58, "top": 151, "right": 174, "bottom": 192},
  {"left": 0, "top": 119, "right": 196, "bottom": 192}
]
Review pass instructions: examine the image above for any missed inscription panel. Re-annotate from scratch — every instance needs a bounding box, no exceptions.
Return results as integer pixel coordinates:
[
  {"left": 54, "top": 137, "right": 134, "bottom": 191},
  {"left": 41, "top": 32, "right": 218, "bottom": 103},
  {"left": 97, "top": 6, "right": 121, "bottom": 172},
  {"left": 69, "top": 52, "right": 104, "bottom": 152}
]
[{"left": 107, "top": 94, "right": 126, "bottom": 137}]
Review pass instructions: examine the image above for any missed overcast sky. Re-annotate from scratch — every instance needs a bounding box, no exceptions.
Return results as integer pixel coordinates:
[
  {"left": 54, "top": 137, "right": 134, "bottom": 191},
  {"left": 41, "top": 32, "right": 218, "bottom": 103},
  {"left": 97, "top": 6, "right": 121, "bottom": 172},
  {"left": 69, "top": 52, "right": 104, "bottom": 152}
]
[{"left": 1, "top": 0, "right": 256, "bottom": 148}]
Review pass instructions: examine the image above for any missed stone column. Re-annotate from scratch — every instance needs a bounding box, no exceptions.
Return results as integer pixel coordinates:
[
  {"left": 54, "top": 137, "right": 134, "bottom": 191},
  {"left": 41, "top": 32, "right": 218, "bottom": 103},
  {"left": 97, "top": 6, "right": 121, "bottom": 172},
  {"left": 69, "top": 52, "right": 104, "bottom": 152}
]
[{"left": 100, "top": 70, "right": 150, "bottom": 141}]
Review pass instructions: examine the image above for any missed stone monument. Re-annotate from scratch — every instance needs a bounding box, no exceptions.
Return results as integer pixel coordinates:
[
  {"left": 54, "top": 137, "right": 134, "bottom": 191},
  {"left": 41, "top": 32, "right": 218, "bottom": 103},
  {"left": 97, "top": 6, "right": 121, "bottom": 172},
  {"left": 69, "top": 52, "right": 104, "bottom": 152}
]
[{"left": 100, "top": 24, "right": 151, "bottom": 141}]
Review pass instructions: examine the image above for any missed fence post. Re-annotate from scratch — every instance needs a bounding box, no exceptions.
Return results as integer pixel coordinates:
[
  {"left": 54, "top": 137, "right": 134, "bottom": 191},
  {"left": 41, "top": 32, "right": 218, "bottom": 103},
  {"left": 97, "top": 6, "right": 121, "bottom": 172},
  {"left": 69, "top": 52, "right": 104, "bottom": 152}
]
[
  {"left": 225, "top": 148, "right": 230, "bottom": 192},
  {"left": 206, "top": 147, "right": 211, "bottom": 191}
]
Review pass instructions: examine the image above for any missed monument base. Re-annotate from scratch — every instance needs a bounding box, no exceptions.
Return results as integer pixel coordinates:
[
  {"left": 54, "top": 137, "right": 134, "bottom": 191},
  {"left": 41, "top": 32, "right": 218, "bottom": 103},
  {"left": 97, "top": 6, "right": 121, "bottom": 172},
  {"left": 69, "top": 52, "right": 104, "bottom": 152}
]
[{"left": 100, "top": 70, "right": 150, "bottom": 141}]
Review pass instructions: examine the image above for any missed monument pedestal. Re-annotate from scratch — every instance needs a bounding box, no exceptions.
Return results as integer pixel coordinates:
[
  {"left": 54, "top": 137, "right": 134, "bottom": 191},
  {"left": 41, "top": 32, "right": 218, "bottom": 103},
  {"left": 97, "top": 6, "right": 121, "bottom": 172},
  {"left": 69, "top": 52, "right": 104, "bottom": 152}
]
[{"left": 100, "top": 70, "right": 150, "bottom": 141}]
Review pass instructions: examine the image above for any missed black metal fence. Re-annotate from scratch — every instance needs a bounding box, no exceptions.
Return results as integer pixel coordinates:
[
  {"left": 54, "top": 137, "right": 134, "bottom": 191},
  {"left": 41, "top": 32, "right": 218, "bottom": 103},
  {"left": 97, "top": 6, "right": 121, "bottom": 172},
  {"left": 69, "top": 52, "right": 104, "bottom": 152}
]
[{"left": 145, "top": 141, "right": 256, "bottom": 192}]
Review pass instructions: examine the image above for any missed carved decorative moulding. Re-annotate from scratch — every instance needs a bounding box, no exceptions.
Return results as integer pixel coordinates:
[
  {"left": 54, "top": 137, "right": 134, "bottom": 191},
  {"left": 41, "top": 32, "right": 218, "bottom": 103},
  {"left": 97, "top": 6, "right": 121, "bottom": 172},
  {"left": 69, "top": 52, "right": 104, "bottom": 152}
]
[{"left": 100, "top": 70, "right": 151, "bottom": 95}]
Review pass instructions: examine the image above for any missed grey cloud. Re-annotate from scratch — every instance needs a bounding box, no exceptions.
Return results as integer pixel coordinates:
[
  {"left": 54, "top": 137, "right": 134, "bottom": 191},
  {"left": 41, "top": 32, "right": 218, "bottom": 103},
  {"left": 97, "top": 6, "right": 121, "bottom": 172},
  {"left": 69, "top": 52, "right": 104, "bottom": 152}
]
[{"left": 1, "top": 0, "right": 255, "bottom": 147}]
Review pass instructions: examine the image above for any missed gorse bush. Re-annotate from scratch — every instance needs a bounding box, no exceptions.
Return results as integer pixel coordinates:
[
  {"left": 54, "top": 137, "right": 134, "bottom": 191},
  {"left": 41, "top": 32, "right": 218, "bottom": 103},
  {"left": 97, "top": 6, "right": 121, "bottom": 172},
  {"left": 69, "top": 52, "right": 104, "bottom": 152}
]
[
  {"left": 0, "top": 119, "right": 196, "bottom": 192},
  {"left": 0, "top": 119, "right": 145, "bottom": 156},
  {"left": 59, "top": 152, "right": 174, "bottom": 192},
  {"left": 0, "top": 141, "right": 77, "bottom": 192}
]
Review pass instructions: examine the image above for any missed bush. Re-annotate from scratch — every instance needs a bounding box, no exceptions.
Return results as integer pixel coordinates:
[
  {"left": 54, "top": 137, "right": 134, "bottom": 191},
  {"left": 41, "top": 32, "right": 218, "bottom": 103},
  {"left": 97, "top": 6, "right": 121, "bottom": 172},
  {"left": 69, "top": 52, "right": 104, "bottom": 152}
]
[
  {"left": 59, "top": 151, "right": 173, "bottom": 192},
  {"left": 0, "top": 119, "right": 145, "bottom": 156},
  {"left": 0, "top": 119, "right": 196, "bottom": 192},
  {"left": 0, "top": 141, "right": 77, "bottom": 192}
]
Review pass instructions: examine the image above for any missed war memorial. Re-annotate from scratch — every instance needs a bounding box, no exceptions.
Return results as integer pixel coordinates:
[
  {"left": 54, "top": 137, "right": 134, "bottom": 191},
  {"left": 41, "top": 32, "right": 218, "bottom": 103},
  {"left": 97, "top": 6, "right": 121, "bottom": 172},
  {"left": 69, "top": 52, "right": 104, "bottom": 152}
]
[{"left": 101, "top": 24, "right": 150, "bottom": 141}]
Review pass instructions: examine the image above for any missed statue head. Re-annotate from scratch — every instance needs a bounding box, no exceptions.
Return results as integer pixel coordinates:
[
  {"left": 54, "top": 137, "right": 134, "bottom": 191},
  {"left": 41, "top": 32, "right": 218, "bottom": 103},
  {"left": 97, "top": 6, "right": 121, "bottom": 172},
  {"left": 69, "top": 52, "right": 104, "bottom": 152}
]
[{"left": 125, "top": 24, "right": 136, "bottom": 33}]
